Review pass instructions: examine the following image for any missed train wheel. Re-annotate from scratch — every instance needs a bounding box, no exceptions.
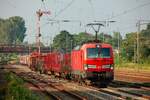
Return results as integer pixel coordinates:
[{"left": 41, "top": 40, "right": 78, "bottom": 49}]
[
  {"left": 44, "top": 69, "right": 48, "bottom": 74},
  {"left": 66, "top": 73, "right": 71, "bottom": 80},
  {"left": 40, "top": 66, "right": 44, "bottom": 74},
  {"left": 79, "top": 78, "right": 84, "bottom": 86},
  {"left": 85, "top": 80, "right": 92, "bottom": 86},
  {"left": 61, "top": 72, "right": 65, "bottom": 79}
]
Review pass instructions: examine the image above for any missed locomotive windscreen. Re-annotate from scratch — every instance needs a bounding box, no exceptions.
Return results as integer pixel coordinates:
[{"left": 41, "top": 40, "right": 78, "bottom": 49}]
[{"left": 87, "top": 48, "right": 110, "bottom": 58}]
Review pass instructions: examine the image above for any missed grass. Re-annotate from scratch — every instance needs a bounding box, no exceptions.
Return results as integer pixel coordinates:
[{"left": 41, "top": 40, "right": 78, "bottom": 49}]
[
  {"left": 1, "top": 72, "right": 48, "bottom": 100},
  {"left": 115, "top": 62, "right": 150, "bottom": 71}
]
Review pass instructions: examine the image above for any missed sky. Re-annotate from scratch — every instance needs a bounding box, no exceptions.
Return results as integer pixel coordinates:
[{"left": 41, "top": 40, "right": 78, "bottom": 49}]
[{"left": 0, "top": 0, "right": 150, "bottom": 45}]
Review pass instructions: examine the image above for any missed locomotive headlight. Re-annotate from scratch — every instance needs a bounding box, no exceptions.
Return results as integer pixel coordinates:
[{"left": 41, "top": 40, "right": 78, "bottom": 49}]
[
  {"left": 84, "top": 64, "right": 88, "bottom": 70},
  {"left": 110, "top": 64, "right": 114, "bottom": 70},
  {"left": 84, "top": 64, "right": 96, "bottom": 70},
  {"left": 87, "top": 65, "right": 96, "bottom": 68},
  {"left": 102, "top": 64, "right": 114, "bottom": 69},
  {"left": 102, "top": 64, "right": 111, "bottom": 68}
]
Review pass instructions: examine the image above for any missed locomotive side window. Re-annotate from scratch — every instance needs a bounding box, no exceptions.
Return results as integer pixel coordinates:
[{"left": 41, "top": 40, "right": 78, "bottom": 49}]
[{"left": 87, "top": 48, "right": 110, "bottom": 58}]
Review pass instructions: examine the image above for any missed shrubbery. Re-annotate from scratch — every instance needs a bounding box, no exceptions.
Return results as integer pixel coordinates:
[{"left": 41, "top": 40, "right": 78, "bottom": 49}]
[{"left": 4, "top": 73, "right": 40, "bottom": 100}]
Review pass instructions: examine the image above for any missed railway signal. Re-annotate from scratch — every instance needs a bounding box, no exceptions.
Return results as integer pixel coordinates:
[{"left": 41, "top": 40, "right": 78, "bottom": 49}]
[{"left": 36, "top": 9, "right": 50, "bottom": 54}]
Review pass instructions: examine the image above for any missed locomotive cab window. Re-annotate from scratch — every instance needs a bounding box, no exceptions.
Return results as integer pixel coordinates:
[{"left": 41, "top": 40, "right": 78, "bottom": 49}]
[{"left": 87, "top": 48, "right": 111, "bottom": 58}]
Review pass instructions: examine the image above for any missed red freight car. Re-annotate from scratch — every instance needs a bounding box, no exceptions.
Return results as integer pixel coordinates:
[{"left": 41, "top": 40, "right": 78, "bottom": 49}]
[
  {"left": 50, "top": 52, "right": 62, "bottom": 75},
  {"left": 29, "top": 52, "right": 46, "bottom": 73},
  {"left": 43, "top": 52, "right": 71, "bottom": 76},
  {"left": 43, "top": 53, "right": 51, "bottom": 72},
  {"left": 19, "top": 55, "right": 30, "bottom": 66}
]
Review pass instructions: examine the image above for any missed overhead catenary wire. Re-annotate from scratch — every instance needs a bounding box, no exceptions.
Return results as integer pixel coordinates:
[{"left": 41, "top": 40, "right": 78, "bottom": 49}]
[
  {"left": 28, "top": 0, "right": 150, "bottom": 45},
  {"left": 41, "top": 0, "right": 51, "bottom": 19},
  {"left": 52, "top": 0, "right": 75, "bottom": 19},
  {"left": 105, "top": 24, "right": 136, "bottom": 33},
  {"left": 106, "top": 1, "right": 150, "bottom": 20},
  {"left": 87, "top": 0, "right": 95, "bottom": 19},
  {"left": 27, "top": 22, "right": 50, "bottom": 37},
  {"left": 34, "top": 0, "right": 76, "bottom": 38},
  {"left": 5, "top": 0, "right": 16, "bottom": 8}
]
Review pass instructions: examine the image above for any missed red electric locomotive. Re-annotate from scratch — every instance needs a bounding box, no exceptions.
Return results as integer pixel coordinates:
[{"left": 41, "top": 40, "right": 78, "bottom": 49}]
[{"left": 71, "top": 42, "right": 114, "bottom": 85}]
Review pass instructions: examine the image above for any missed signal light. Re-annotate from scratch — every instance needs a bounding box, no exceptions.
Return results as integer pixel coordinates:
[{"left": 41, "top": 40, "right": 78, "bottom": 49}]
[{"left": 39, "top": 34, "right": 41, "bottom": 37}]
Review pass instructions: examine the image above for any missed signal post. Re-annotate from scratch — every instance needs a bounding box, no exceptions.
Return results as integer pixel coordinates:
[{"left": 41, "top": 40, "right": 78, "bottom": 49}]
[{"left": 36, "top": 9, "right": 50, "bottom": 54}]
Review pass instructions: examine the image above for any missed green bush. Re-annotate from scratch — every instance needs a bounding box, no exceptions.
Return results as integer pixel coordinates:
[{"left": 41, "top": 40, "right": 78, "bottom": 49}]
[
  {"left": 5, "top": 73, "right": 40, "bottom": 100},
  {"left": 0, "top": 53, "right": 18, "bottom": 65}
]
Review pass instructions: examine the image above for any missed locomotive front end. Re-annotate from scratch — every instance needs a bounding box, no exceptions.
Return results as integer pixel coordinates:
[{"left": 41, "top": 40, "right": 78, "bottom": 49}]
[{"left": 82, "top": 43, "right": 114, "bottom": 82}]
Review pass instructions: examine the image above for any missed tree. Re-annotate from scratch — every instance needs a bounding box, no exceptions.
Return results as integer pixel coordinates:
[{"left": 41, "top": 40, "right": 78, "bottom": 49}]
[
  {"left": 0, "top": 18, "right": 10, "bottom": 43},
  {"left": 122, "top": 32, "right": 136, "bottom": 61},
  {"left": 52, "top": 30, "right": 73, "bottom": 53},
  {"left": 139, "top": 24, "right": 150, "bottom": 63},
  {"left": 98, "top": 33, "right": 112, "bottom": 44},
  {"left": 112, "top": 32, "right": 122, "bottom": 49},
  {"left": 0, "top": 16, "right": 26, "bottom": 44},
  {"left": 73, "top": 32, "right": 94, "bottom": 46},
  {"left": 8, "top": 16, "right": 26, "bottom": 44}
]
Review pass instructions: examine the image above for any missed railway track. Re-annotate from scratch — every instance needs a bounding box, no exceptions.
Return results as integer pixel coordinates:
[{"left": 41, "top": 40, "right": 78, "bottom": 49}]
[
  {"left": 110, "top": 80, "right": 149, "bottom": 88},
  {"left": 11, "top": 72, "right": 86, "bottom": 100},
  {"left": 1, "top": 64, "right": 150, "bottom": 100},
  {"left": 65, "top": 81, "right": 149, "bottom": 100},
  {"left": 108, "top": 81, "right": 150, "bottom": 99},
  {"left": 115, "top": 73, "right": 150, "bottom": 83},
  {"left": 1, "top": 65, "right": 85, "bottom": 100}
]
